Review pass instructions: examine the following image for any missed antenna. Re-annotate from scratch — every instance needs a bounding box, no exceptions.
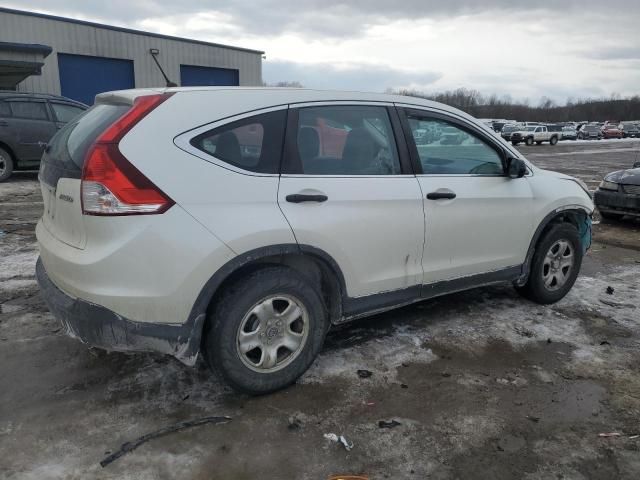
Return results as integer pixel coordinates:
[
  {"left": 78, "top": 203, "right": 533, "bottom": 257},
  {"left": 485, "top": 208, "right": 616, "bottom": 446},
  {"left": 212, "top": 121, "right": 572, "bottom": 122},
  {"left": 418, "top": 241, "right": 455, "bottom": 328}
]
[{"left": 149, "top": 49, "right": 177, "bottom": 87}]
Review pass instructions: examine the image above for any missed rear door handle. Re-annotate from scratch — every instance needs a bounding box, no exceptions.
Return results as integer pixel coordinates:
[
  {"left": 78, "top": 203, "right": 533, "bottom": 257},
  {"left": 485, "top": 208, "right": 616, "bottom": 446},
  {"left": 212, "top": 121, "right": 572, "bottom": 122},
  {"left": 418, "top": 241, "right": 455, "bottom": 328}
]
[
  {"left": 426, "top": 191, "right": 456, "bottom": 200},
  {"left": 285, "top": 194, "right": 328, "bottom": 203},
  {"left": 0, "top": 120, "right": 8, "bottom": 127}
]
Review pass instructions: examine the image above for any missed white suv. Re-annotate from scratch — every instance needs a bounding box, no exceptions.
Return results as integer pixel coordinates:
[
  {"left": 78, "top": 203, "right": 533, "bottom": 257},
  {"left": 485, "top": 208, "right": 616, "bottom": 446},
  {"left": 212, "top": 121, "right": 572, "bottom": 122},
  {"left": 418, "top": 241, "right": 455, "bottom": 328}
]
[{"left": 36, "top": 88, "right": 594, "bottom": 394}]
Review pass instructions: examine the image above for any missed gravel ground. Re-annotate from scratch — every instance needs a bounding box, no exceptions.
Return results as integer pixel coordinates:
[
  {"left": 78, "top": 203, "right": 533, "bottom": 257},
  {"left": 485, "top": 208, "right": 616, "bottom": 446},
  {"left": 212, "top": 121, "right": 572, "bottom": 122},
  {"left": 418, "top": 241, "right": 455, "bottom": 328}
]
[{"left": 1, "top": 139, "right": 640, "bottom": 480}]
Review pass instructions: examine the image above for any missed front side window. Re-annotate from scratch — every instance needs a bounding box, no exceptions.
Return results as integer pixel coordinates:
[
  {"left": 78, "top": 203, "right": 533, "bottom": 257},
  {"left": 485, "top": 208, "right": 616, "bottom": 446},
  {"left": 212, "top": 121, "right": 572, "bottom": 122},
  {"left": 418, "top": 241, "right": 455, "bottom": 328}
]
[
  {"left": 0, "top": 101, "right": 10, "bottom": 117},
  {"left": 8, "top": 101, "right": 48, "bottom": 120},
  {"left": 190, "top": 110, "right": 286, "bottom": 174},
  {"left": 293, "top": 105, "right": 401, "bottom": 175},
  {"left": 51, "top": 103, "right": 85, "bottom": 123},
  {"left": 406, "top": 115, "right": 504, "bottom": 175}
]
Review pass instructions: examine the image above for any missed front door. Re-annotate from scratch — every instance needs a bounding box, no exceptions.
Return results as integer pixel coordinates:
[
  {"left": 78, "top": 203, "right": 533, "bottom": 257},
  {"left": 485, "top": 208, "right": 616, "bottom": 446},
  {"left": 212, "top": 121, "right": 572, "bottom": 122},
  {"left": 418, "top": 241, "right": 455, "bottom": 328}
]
[
  {"left": 399, "top": 107, "right": 534, "bottom": 284},
  {"left": 278, "top": 104, "right": 425, "bottom": 300}
]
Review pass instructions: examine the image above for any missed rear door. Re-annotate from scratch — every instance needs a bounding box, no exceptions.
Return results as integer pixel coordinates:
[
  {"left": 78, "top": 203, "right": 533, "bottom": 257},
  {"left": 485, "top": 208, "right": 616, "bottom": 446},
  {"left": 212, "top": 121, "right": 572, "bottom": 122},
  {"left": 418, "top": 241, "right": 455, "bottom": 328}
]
[
  {"left": 398, "top": 107, "right": 534, "bottom": 284},
  {"left": 278, "top": 103, "right": 425, "bottom": 300},
  {"left": 6, "top": 98, "right": 56, "bottom": 162}
]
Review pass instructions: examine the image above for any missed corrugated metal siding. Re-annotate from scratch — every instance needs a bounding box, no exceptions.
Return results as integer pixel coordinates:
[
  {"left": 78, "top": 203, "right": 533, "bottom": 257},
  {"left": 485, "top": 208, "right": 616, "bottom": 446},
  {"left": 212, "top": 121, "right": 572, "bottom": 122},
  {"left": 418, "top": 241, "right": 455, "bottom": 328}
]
[{"left": 0, "top": 10, "right": 262, "bottom": 96}]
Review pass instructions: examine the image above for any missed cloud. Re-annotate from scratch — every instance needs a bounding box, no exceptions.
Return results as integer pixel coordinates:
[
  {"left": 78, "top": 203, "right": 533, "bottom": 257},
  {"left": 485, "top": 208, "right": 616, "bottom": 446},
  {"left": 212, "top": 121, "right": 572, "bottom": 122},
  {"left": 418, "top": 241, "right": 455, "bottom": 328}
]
[
  {"left": 3, "top": 1, "right": 639, "bottom": 102},
  {"left": 8, "top": 0, "right": 640, "bottom": 38},
  {"left": 263, "top": 60, "right": 442, "bottom": 91},
  {"left": 578, "top": 47, "right": 640, "bottom": 61}
]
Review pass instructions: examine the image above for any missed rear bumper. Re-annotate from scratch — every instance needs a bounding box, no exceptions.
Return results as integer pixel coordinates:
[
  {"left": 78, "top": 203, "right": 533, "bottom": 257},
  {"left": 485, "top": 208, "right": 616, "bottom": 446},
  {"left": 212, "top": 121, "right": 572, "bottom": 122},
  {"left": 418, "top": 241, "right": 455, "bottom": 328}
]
[
  {"left": 594, "top": 189, "right": 640, "bottom": 216},
  {"left": 36, "top": 257, "right": 203, "bottom": 365}
]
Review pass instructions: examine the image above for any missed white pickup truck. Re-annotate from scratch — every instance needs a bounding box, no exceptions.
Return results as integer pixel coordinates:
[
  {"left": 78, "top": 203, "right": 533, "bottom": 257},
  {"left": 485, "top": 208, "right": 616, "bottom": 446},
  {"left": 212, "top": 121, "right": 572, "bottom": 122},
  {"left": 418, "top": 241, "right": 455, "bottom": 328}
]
[{"left": 510, "top": 125, "right": 560, "bottom": 146}]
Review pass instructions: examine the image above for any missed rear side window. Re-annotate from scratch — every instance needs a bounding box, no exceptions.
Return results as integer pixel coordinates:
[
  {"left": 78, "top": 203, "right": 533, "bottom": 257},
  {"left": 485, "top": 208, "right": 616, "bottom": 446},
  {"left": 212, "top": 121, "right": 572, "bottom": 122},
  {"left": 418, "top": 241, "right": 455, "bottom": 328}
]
[
  {"left": 51, "top": 103, "right": 85, "bottom": 123},
  {"left": 0, "top": 102, "right": 10, "bottom": 117},
  {"left": 191, "top": 110, "right": 287, "bottom": 174},
  {"left": 9, "top": 101, "right": 48, "bottom": 120}
]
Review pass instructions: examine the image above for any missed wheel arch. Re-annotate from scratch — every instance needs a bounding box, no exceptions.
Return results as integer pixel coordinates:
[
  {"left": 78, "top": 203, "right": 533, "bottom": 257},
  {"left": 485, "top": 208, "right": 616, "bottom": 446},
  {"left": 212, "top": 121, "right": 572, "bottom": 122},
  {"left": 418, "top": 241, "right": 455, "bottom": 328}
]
[
  {"left": 189, "top": 244, "right": 347, "bottom": 354},
  {"left": 0, "top": 141, "right": 16, "bottom": 161},
  {"left": 516, "top": 206, "right": 592, "bottom": 286}
]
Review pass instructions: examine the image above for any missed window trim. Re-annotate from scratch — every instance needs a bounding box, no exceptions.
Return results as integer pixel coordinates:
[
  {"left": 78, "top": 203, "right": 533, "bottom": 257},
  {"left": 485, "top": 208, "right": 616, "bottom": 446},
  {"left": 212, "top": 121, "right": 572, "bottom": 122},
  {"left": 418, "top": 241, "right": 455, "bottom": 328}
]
[
  {"left": 6, "top": 98, "right": 51, "bottom": 121},
  {"left": 282, "top": 103, "right": 413, "bottom": 177},
  {"left": 397, "top": 107, "right": 509, "bottom": 177},
  {"left": 173, "top": 105, "right": 288, "bottom": 177}
]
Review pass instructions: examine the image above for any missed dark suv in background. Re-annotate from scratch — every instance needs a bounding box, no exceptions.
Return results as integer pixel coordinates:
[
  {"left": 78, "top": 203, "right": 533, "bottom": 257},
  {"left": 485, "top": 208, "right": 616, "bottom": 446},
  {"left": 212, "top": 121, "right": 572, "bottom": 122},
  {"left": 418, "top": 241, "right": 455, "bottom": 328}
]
[{"left": 0, "top": 92, "right": 87, "bottom": 181}]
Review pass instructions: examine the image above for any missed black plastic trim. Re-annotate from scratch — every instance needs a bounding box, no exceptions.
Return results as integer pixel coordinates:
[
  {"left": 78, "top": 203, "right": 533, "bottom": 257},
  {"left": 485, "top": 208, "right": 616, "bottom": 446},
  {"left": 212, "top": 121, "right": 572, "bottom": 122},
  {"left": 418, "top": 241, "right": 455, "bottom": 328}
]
[
  {"left": 343, "top": 265, "right": 522, "bottom": 321},
  {"left": 36, "top": 258, "right": 203, "bottom": 365},
  {"left": 516, "top": 208, "right": 590, "bottom": 286}
]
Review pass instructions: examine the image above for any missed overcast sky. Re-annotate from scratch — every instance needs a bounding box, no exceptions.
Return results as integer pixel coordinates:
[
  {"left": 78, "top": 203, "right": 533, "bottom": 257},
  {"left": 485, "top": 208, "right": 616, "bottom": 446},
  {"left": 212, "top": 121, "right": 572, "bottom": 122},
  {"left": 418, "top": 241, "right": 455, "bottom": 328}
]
[{"left": 6, "top": 1, "right": 640, "bottom": 103}]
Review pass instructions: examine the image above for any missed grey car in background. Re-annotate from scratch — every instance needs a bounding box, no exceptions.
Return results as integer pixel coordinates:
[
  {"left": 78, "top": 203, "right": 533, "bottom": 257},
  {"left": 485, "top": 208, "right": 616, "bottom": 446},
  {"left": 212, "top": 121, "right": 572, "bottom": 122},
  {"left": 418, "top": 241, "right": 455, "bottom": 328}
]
[
  {"left": 561, "top": 126, "right": 577, "bottom": 140},
  {"left": 594, "top": 161, "right": 640, "bottom": 220},
  {"left": 0, "top": 92, "right": 87, "bottom": 182}
]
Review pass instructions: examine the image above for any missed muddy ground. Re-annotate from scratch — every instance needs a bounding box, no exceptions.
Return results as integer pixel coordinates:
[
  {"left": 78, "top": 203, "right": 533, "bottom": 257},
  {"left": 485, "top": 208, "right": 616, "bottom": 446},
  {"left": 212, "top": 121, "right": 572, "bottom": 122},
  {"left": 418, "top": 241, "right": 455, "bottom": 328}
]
[{"left": 1, "top": 140, "right": 640, "bottom": 479}]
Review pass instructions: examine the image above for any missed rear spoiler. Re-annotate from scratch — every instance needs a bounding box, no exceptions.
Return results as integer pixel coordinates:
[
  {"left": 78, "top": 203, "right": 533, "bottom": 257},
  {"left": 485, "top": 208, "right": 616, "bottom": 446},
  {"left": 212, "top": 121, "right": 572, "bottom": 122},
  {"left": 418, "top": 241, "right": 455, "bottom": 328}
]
[{"left": 94, "top": 88, "right": 168, "bottom": 106}]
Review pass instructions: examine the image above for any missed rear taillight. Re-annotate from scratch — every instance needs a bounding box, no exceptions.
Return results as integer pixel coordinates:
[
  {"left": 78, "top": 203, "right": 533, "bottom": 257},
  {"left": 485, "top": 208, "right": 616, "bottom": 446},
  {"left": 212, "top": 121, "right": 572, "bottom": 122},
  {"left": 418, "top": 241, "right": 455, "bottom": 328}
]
[{"left": 81, "top": 93, "right": 174, "bottom": 216}]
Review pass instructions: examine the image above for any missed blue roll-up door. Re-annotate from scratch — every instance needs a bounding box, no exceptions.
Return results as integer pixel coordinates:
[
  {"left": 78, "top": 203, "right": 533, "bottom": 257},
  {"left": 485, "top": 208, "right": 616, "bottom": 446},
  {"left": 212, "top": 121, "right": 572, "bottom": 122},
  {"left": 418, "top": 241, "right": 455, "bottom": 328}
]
[
  {"left": 180, "top": 65, "right": 239, "bottom": 87},
  {"left": 58, "top": 53, "right": 135, "bottom": 105}
]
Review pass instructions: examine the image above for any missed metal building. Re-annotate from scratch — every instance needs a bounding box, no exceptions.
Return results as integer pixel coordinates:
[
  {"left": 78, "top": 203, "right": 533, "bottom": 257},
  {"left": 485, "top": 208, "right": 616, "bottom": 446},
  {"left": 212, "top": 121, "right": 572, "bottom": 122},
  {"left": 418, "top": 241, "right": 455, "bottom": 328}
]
[{"left": 0, "top": 7, "right": 263, "bottom": 105}]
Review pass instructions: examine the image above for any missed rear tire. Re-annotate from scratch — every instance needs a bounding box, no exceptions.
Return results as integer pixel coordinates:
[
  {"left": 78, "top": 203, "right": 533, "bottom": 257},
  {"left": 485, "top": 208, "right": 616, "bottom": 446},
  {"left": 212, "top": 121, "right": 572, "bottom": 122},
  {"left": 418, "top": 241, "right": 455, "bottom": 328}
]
[
  {"left": 536, "top": 141, "right": 542, "bottom": 145},
  {"left": 204, "top": 266, "right": 328, "bottom": 395},
  {"left": 516, "top": 223, "right": 582, "bottom": 304},
  {"left": 0, "top": 147, "right": 13, "bottom": 182},
  {"left": 512, "top": 141, "right": 520, "bottom": 146},
  {"left": 550, "top": 136, "right": 558, "bottom": 145}
]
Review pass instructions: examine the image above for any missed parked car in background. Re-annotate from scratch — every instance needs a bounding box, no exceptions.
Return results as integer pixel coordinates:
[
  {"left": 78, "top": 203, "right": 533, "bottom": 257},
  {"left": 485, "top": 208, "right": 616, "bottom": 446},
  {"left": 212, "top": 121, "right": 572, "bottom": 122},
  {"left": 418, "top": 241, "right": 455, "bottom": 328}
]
[
  {"left": 594, "top": 161, "right": 640, "bottom": 220},
  {"left": 577, "top": 124, "right": 602, "bottom": 140},
  {"left": 441, "top": 125, "right": 464, "bottom": 144},
  {"left": 620, "top": 122, "right": 640, "bottom": 138},
  {"left": 561, "top": 126, "right": 577, "bottom": 141},
  {"left": 547, "top": 124, "right": 564, "bottom": 138},
  {"left": 511, "top": 125, "right": 560, "bottom": 146},
  {"left": 35, "top": 87, "right": 593, "bottom": 394},
  {"left": 601, "top": 124, "right": 624, "bottom": 139},
  {"left": 0, "top": 92, "right": 87, "bottom": 182},
  {"left": 500, "top": 124, "right": 522, "bottom": 142}
]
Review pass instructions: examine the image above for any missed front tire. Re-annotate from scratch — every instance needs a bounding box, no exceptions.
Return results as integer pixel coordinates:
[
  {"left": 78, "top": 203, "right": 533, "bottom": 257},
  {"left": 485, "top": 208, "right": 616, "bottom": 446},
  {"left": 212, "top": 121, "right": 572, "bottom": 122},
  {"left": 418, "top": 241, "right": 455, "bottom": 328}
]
[
  {"left": 0, "top": 147, "right": 14, "bottom": 182},
  {"left": 204, "top": 266, "right": 328, "bottom": 394},
  {"left": 526, "top": 137, "right": 534, "bottom": 146},
  {"left": 516, "top": 223, "right": 582, "bottom": 304}
]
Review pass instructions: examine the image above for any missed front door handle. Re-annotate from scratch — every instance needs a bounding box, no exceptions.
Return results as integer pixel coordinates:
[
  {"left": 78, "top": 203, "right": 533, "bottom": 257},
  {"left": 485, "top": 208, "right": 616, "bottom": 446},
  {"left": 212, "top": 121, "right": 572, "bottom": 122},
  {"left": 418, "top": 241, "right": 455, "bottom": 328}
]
[
  {"left": 0, "top": 120, "right": 8, "bottom": 127},
  {"left": 426, "top": 191, "right": 456, "bottom": 200},
  {"left": 285, "top": 194, "right": 328, "bottom": 203}
]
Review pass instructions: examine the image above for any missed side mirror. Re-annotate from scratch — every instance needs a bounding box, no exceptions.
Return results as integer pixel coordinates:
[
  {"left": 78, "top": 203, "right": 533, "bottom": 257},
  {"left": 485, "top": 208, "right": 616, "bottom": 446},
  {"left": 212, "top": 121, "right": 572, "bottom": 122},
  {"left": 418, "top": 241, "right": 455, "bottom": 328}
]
[
  {"left": 633, "top": 161, "right": 640, "bottom": 169},
  {"left": 506, "top": 157, "right": 527, "bottom": 178}
]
